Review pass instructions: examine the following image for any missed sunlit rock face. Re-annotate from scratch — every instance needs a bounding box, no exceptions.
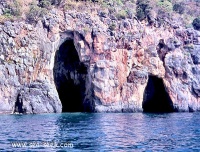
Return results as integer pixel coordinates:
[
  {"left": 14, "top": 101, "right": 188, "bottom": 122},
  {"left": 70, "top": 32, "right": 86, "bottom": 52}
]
[
  {"left": 143, "top": 76, "right": 174, "bottom": 113},
  {"left": 0, "top": 8, "right": 200, "bottom": 113}
]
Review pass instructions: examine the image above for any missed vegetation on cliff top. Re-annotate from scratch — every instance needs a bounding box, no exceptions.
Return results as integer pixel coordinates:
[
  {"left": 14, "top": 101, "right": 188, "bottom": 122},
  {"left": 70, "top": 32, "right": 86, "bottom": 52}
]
[
  {"left": 193, "top": 17, "right": 200, "bottom": 30},
  {"left": 0, "top": 0, "right": 200, "bottom": 30}
]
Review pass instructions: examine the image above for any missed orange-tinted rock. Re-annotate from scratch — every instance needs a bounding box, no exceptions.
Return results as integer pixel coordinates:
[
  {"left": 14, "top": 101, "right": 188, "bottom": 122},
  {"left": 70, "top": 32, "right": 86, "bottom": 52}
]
[{"left": 0, "top": 7, "right": 200, "bottom": 113}]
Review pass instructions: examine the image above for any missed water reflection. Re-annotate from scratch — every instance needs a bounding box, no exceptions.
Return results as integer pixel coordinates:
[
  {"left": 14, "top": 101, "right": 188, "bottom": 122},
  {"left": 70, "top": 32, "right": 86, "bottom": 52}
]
[{"left": 55, "top": 113, "right": 98, "bottom": 150}]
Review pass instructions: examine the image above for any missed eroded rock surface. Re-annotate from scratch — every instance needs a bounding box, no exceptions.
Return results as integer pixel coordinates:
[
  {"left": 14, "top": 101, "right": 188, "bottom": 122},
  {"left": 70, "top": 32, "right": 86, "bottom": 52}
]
[
  {"left": 13, "top": 81, "right": 61, "bottom": 114},
  {"left": 0, "top": 7, "right": 200, "bottom": 113}
]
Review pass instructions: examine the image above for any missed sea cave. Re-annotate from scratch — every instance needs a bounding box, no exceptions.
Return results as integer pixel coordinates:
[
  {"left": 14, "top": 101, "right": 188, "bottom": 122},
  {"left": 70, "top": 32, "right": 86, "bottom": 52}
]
[
  {"left": 53, "top": 39, "right": 89, "bottom": 112},
  {"left": 142, "top": 76, "right": 174, "bottom": 113}
]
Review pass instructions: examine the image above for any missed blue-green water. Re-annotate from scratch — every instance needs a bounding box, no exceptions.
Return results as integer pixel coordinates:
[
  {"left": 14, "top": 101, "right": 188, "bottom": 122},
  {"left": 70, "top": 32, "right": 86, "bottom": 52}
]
[{"left": 0, "top": 113, "right": 200, "bottom": 151}]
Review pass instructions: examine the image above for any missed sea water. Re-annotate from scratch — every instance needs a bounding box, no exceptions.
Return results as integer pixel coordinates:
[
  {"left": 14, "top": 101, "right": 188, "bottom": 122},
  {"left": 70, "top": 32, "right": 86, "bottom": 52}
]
[{"left": 0, "top": 113, "right": 200, "bottom": 151}]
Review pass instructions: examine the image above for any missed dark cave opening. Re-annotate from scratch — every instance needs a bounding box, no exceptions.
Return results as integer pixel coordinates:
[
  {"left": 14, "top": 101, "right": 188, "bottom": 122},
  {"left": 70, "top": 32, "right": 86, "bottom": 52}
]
[
  {"left": 142, "top": 76, "right": 174, "bottom": 113},
  {"left": 53, "top": 40, "right": 89, "bottom": 112}
]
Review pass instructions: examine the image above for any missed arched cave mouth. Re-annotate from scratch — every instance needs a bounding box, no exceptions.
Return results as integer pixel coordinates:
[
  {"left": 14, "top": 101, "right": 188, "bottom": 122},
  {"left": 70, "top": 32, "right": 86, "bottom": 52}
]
[
  {"left": 53, "top": 40, "right": 90, "bottom": 112},
  {"left": 142, "top": 76, "right": 174, "bottom": 113}
]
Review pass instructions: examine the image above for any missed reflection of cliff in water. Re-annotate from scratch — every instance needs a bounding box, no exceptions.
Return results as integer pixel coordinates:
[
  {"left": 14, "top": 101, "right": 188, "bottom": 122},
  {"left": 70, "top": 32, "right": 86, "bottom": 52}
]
[
  {"left": 143, "top": 76, "right": 174, "bottom": 113},
  {"left": 55, "top": 113, "right": 94, "bottom": 146}
]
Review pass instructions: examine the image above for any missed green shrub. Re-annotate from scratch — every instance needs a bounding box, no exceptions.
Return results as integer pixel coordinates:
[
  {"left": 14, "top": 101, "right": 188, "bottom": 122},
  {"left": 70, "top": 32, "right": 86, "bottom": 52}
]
[
  {"left": 27, "top": 5, "right": 48, "bottom": 22},
  {"left": 0, "top": 0, "right": 22, "bottom": 22},
  {"left": 116, "top": 10, "right": 127, "bottom": 20},
  {"left": 3, "top": 8, "right": 12, "bottom": 16},
  {"left": 173, "top": 3, "right": 185, "bottom": 14},
  {"left": 136, "top": 0, "right": 152, "bottom": 21},
  {"left": 155, "top": 0, "right": 173, "bottom": 23},
  {"left": 109, "top": 23, "right": 116, "bottom": 31},
  {"left": 115, "top": 0, "right": 123, "bottom": 6},
  {"left": 183, "top": 14, "right": 194, "bottom": 28},
  {"left": 1, "top": 13, "right": 14, "bottom": 22},
  {"left": 10, "top": 0, "right": 22, "bottom": 16},
  {"left": 192, "top": 17, "right": 200, "bottom": 30},
  {"left": 39, "top": 0, "right": 52, "bottom": 8},
  {"left": 3, "top": 0, "right": 22, "bottom": 17},
  {"left": 51, "top": 0, "right": 63, "bottom": 5},
  {"left": 40, "top": 0, "right": 63, "bottom": 7},
  {"left": 157, "top": 0, "right": 173, "bottom": 13}
]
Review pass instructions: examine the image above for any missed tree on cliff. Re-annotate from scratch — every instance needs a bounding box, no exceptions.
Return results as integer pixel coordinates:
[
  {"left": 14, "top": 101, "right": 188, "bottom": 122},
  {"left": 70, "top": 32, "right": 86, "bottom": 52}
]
[
  {"left": 136, "top": 0, "right": 152, "bottom": 21},
  {"left": 192, "top": 17, "right": 200, "bottom": 31}
]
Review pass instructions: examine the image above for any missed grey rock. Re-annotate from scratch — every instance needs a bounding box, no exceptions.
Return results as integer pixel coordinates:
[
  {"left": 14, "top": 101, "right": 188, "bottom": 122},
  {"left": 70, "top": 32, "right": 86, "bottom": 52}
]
[
  {"left": 190, "top": 45, "right": 200, "bottom": 64},
  {"left": 127, "top": 69, "right": 148, "bottom": 84},
  {"left": 192, "top": 81, "right": 200, "bottom": 97},
  {"left": 15, "top": 81, "right": 62, "bottom": 114}
]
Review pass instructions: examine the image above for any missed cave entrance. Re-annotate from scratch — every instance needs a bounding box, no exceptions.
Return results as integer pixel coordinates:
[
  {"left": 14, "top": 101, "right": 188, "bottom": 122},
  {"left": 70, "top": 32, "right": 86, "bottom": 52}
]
[
  {"left": 142, "top": 76, "right": 174, "bottom": 113},
  {"left": 53, "top": 40, "right": 89, "bottom": 112}
]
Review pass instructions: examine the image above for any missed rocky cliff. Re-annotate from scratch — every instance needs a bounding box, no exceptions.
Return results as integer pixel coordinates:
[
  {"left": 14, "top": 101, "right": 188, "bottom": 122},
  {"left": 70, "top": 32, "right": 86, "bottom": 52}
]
[{"left": 0, "top": 2, "right": 200, "bottom": 113}]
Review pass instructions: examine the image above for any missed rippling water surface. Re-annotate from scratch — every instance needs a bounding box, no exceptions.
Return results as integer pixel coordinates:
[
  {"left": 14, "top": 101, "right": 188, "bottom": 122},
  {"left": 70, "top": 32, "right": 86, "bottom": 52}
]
[{"left": 0, "top": 113, "right": 200, "bottom": 151}]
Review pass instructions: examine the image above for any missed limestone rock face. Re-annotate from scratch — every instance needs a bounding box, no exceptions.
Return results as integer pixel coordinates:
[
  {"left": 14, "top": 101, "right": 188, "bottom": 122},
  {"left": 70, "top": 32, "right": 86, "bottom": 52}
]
[
  {"left": 0, "top": 8, "right": 200, "bottom": 113},
  {"left": 14, "top": 81, "right": 62, "bottom": 114}
]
